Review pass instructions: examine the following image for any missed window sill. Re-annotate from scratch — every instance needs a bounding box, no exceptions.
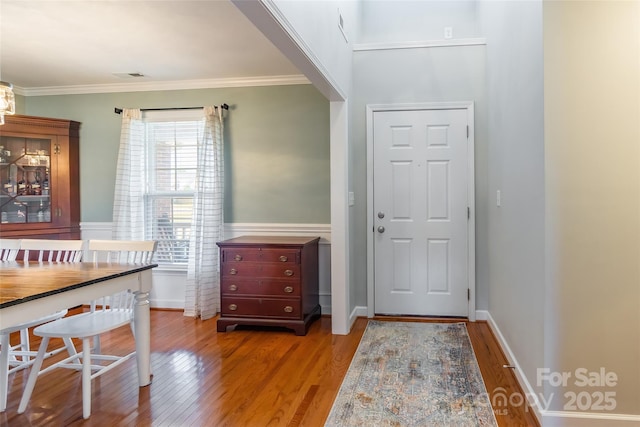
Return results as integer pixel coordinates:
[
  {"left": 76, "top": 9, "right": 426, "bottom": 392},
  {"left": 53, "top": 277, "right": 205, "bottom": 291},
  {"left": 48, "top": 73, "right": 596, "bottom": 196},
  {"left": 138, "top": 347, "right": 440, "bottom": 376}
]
[{"left": 152, "top": 264, "right": 188, "bottom": 274}]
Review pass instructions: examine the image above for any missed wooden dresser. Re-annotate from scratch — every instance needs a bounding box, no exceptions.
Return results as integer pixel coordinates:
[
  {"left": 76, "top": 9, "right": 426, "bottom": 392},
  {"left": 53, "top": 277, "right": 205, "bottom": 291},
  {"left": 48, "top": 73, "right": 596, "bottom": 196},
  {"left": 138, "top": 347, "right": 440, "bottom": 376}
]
[{"left": 216, "top": 236, "right": 321, "bottom": 336}]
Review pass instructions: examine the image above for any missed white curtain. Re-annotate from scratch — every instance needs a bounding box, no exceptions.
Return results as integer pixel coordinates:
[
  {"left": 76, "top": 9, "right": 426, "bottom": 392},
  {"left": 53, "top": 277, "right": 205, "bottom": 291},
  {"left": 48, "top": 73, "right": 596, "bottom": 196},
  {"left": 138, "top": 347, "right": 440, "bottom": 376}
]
[
  {"left": 112, "top": 108, "right": 145, "bottom": 241},
  {"left": 184, "top": 106, "right": 224, "bottom": 319}
]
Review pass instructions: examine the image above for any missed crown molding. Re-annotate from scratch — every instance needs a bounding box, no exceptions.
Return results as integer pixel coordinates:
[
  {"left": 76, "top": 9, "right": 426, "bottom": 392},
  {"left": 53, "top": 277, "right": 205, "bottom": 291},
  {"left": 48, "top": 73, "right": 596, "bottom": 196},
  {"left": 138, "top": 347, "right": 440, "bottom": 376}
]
[
  {"left": 354, "top": 37, "right": 486, "bottom": 52},
  {"left": 17, "top": 74, "right": 310, "bottom": 97}
]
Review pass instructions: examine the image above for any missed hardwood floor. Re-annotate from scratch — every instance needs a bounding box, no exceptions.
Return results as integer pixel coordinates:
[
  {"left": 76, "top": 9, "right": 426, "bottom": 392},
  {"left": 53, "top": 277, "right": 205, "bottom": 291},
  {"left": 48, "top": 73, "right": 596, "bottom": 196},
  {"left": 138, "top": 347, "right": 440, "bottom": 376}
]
[{"left": 2, "top": 310, "right": 539, "bottom": 426}]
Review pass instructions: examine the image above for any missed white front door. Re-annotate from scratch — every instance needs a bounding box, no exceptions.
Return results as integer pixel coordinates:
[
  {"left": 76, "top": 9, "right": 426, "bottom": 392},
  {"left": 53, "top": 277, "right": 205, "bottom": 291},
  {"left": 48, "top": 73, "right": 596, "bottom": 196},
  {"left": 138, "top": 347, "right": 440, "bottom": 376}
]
[{"left": 372, "top": 107, "right": 471, "bottom": 316}]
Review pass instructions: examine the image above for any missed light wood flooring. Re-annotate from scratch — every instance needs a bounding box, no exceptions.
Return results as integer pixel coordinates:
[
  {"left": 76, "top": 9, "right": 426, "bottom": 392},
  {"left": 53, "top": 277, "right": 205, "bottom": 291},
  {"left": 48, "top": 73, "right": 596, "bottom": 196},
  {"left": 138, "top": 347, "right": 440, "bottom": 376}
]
[{"left": 2, "top": 309, "right": 540, "bottom": 426}]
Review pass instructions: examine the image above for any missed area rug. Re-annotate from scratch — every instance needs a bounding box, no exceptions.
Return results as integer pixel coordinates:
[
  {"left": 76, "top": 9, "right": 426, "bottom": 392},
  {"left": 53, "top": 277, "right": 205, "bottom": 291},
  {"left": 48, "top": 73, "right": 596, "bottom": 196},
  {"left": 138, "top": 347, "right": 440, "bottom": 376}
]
[{"left": 325, "top": 321, "right": 497, "bottom": 426}]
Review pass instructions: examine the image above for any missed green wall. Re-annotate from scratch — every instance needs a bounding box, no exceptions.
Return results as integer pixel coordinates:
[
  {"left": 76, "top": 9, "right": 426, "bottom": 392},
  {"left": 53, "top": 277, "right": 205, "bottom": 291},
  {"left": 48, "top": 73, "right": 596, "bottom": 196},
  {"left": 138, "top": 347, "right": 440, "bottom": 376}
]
[
  {"left": 14, "top": 93, "right": 26, "bottom": 114},
  {"left": 23, "top": 84, "right": 330, "bottom": 223}
]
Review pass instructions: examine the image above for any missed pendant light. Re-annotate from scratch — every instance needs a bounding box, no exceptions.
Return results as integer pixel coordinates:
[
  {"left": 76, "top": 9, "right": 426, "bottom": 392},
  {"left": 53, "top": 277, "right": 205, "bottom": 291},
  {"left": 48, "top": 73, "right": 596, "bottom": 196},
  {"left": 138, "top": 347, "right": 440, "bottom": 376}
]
[{"left": 0, "top": 81, "right": 16, "bottom": 125}]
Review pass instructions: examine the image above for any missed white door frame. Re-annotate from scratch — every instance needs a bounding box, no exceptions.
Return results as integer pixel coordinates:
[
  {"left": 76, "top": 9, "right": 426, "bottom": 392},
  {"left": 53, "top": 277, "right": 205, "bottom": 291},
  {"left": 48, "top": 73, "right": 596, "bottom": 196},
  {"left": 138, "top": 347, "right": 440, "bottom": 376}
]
[{"left": 366, "top": 102, "right": 476, "bottom": 321}]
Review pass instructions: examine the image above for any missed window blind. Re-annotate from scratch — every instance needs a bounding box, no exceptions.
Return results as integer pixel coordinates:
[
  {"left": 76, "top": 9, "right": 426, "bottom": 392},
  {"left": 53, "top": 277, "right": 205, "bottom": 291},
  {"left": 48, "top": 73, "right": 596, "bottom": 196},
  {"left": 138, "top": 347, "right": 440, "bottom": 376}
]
[{"left": 143, "top": 114, "right": 204, "bottom": 265}]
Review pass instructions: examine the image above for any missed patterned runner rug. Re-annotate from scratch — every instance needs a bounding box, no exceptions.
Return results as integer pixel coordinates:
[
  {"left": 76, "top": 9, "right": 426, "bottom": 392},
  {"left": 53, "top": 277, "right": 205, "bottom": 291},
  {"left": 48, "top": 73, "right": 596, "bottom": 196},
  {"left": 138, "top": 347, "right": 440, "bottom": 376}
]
[{"left": 325, "top": 320, "right": 498, "bottom": 426}]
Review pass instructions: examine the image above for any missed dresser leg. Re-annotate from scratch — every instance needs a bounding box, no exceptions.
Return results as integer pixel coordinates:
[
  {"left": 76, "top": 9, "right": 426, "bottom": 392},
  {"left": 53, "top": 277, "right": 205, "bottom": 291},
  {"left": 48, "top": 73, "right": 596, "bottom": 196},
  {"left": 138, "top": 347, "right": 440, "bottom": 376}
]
[
  {"left": 217, "top": 320, "right": 230, "bottom": 332},
  {"left": 294, "top": 305, "right": 322, "bottom": 336}
]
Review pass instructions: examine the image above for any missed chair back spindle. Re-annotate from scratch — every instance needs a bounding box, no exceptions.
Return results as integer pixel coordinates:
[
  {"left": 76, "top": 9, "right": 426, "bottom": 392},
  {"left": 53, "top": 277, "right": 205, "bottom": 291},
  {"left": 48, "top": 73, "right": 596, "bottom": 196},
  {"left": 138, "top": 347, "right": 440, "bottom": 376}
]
[
  {"left": 0, "top": 239, "right": 21, "bottom": 261},
  {"left": 20, "top": 239, "right": 84, "bottom": 262},
  {"left": 89, "top": 240, "right": 157, "bottom": 264}
]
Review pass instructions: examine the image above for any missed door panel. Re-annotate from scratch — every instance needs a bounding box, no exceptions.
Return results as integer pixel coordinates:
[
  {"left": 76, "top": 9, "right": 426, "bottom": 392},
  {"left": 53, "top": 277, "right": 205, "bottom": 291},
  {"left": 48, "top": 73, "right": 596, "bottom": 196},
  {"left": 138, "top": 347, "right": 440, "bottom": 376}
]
[{"left": 373, "top": 108, "right": 469, "bottom": 316}]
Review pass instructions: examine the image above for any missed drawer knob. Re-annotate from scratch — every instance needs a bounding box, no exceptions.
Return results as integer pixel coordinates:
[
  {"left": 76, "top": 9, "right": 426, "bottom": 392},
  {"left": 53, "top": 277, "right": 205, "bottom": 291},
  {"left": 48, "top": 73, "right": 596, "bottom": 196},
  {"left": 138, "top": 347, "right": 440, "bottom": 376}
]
[
  {"left": 234, "top": 254, "right": 243, "bottom": 261},
  {"left": 229, "top": 268, "right": 238, "bottom": 275},
  {"left": 284, "top": 306, "right": 293, "bottom": 313},
  {"left": 283, "top": 286, "right": 294, "bottom": 293},
  {"left": 229, "top": 304, "right": 238, "bottom": 311},
  {"left": 279, "top": 255, "right": 288, "bottom": 262},
  {"left": 229, "top": 284, "right": 238, "bottom": 292},
  {"left": 284, "top": 269, "right": 294, "bottom": 277}
]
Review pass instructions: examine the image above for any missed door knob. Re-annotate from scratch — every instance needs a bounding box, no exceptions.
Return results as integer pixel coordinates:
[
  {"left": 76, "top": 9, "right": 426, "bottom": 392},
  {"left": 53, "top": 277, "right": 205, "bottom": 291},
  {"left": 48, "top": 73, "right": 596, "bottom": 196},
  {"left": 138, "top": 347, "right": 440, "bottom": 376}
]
[
  {"left": 377, "top": 226, "right": 385, "bottom": 233},
  {"left": 377, "top": 211, "right": 385, "bottom": 219}
]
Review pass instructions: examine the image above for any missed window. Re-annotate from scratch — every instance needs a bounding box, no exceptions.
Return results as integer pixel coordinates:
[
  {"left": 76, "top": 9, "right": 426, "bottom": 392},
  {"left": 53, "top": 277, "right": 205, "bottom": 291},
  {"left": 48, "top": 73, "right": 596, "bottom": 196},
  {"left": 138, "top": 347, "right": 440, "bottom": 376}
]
[{"left": 142, "top": 110, "right": 204, "bottom": 266}]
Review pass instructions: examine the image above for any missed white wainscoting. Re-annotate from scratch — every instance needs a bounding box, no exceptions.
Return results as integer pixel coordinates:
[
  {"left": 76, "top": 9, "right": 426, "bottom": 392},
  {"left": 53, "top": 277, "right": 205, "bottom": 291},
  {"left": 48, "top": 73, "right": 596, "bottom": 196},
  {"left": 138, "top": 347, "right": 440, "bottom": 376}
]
[{"left": 80, "top": 222, "right": 332, "bottom": 314}]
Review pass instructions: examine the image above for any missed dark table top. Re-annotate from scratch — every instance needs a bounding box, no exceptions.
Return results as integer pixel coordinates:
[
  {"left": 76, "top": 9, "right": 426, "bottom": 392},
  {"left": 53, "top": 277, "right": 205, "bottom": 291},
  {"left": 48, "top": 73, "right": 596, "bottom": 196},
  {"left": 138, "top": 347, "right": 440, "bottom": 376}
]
[{"left": 0, "top": 261, "right": 157, "bottom": 309}]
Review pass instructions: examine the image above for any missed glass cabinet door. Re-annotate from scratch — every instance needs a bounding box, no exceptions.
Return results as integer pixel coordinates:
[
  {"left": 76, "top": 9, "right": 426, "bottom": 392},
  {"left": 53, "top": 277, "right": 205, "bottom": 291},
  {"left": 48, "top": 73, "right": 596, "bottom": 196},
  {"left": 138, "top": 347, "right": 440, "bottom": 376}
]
[{"left": 0, "top": 135, "right": 52, "bottom": 224}]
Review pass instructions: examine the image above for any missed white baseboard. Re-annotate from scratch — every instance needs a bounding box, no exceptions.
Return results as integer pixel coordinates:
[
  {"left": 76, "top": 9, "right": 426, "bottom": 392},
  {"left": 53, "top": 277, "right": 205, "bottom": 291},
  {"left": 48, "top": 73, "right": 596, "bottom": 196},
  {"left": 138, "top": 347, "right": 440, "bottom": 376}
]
[
  {"left": 150, "top": 299, "right": 184, "bottom": 310},
  {"left": 475, "top": 309, "right": 489, "bottom": 321},
  {"left": 486, "top": 311, "right": 640, "bottom": 427},
  {"left": 319, "top": 291, "right": 331, "bottom": 316},
  {"left": 353, "top": 305, "right": 368, "bottom": 318},
  {"left": 486, "top": 312, "right": 544, "bottom": 423},
  {"left": 349, "top": 306, "right": 367, "bottom": 330},
  {"left": 541, "top": 411, "right": 640, "bottom": 427}
]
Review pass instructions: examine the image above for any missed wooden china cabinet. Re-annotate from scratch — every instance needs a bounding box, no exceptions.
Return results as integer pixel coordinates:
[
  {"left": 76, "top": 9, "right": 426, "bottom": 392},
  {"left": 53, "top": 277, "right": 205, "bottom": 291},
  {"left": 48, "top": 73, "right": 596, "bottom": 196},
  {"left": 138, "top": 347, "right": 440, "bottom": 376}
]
[{"left": 0, "top": 115, "right": 80, "bottom": 239}]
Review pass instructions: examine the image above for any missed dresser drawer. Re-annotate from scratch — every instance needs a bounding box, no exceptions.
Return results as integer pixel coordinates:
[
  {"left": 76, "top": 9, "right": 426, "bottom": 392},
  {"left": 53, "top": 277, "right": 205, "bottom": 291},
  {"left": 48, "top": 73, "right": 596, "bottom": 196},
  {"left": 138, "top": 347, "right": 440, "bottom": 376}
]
[
  {"left": 221, "top": 279, "right": 300, "bottom": 297},
  {"left": 221, "top": 297, "right": 301, "bottom": 319},
  {"left": 221, "top": 248, "right": 299, "bottom": 264},
  {"left": 221, "top": 263, "right": 300, "bottom": 279}
]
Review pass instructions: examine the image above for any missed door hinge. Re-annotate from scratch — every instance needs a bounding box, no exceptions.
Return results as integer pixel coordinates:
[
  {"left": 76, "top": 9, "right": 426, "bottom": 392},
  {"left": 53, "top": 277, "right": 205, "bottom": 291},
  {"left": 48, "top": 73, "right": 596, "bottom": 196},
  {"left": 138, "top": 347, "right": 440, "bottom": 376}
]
[
  {"left": 466, "top": 126, "right": 469, "bottom": 138},
  {"left": 467, "top": 207, "right": 470, "bottom": 219},
  {"left": 467, "top": 288, "right": 470, "bottom": 301}
]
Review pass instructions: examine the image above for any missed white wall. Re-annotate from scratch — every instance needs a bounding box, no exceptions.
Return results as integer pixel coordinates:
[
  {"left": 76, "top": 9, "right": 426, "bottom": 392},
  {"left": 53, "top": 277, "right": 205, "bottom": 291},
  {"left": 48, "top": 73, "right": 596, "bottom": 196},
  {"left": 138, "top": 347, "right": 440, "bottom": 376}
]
[
  {"left": 351, "top": 0, "right": 490, "bottom": 312},
  {"left": 351, "top": 45, "right": 489, "bottom": 310},
  {"left": 478, "top": 0, "right": 546, "bottom": 403},
  {"left": 543, "top": 0, "right": 640, "bottom": 420},
  {"left": 233, "top": 0, "right": 357, "bottom": 102},
  {"left": 230, "top": 9, "right": 640, "bottom": 420},
  {"left": 480, "top": 0, "right": 640, "bottom": 424},
  {"left": 271, "top": 0, "right": 356, "bottom": 98},
  {"left": 358, "top": 0, "right": 479, "bottom": 42},
  {"left": 231, "top": 0, "right": 358, "bottom": 334}
]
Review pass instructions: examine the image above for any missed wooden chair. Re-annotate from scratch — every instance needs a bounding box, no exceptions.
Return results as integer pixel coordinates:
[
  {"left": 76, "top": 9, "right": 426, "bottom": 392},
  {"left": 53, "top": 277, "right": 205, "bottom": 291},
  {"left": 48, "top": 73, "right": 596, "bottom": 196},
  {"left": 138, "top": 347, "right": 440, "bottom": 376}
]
[
  {"left": 18, "top": 240, "right": 157, "bottom": 419},
  {"left": 0, "top": 238, "right": 83, "bottom": 412}
]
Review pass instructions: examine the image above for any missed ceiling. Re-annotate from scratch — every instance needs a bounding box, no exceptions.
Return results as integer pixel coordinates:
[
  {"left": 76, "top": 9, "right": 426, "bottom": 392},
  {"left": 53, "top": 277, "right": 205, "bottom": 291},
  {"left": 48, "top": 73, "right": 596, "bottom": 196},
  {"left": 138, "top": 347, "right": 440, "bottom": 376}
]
[{"left": 0, "top": 0, "right": 303, "bottom": 94}]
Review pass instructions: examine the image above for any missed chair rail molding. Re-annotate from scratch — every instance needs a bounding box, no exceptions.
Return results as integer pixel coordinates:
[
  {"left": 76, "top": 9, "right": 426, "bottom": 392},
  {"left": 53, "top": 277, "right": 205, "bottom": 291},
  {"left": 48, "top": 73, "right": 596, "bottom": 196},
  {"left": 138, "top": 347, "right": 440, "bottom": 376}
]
[{"left": 80, "top": 222, "right": 332, "bottom": 312}]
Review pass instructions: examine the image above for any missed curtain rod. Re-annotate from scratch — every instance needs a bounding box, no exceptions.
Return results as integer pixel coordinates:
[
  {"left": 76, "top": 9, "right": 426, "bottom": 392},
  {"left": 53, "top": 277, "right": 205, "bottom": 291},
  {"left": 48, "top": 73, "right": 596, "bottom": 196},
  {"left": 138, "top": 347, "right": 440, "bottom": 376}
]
[{"left": 114, "top": 104, "right": 229, "bottom": 115}]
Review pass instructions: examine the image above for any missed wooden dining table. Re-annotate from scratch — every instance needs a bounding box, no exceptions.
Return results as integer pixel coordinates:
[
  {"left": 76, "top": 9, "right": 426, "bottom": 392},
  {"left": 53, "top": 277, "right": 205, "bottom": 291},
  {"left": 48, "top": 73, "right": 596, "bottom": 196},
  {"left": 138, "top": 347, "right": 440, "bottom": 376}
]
[{"left": 0, "top": 261, "right": 157, "bottom": 387}]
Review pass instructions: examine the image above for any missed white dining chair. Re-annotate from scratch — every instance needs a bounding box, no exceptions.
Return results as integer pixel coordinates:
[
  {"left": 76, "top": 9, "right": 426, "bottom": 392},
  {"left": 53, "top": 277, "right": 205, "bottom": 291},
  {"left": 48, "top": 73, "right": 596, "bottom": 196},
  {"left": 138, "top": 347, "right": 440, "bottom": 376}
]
[
  {"left": 0, "top": 239, "right": 22, "bottom": 411},
  {"left": 0, "top": 238, "right": 83, "bottom": 412},
  {"left": 0, "top": 239, "right": 20, "bottom": 262},
  {"left": 18, "top": 239, "right": 157, "bottom": 419},
  {"left": 20, "top": 238, "right": 84, "bottom": 262}
]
